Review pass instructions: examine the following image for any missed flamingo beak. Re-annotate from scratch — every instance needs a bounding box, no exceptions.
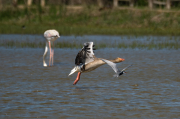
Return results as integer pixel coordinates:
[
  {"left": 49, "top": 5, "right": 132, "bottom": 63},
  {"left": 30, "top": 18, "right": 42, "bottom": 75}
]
[{"left": 68, "top": 67, "right": 78, "bottom": 76}]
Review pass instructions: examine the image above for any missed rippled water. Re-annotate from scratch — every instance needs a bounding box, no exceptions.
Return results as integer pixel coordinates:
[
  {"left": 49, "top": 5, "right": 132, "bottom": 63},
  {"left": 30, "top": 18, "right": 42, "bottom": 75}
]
[
  {"left": 0, "top": 34, "right": 179, "bottom": 44},
  {"left": 0, "top": 46, "right": 180, "bottom": 118}
]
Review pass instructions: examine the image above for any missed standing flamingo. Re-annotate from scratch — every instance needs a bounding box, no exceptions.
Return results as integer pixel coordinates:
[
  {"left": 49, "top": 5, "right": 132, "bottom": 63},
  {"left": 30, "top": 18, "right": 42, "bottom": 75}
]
[{"left": 43, "top": 29, "right": 60, "bottom": 67}]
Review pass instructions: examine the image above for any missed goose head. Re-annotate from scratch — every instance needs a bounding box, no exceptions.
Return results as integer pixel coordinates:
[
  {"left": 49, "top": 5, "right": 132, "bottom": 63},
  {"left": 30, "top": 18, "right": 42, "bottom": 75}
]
[{"left": 113, "top": 57, "right": 125, "bottom": 63}]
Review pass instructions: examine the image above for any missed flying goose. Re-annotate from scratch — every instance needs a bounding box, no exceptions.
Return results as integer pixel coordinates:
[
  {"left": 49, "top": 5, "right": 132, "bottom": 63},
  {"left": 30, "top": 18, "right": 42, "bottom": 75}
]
[{"left": 68, "top": 42, "right": 125, "bottom": 85}]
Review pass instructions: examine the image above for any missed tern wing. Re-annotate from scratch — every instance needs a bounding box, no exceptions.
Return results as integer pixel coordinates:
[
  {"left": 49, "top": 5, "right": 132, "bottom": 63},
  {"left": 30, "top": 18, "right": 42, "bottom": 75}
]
[
  {"left": 101, "top": 59, "right": 119, "bottom": 73},
  {"left": 121, "top": 64, "right": 133, "bottom": 72}
]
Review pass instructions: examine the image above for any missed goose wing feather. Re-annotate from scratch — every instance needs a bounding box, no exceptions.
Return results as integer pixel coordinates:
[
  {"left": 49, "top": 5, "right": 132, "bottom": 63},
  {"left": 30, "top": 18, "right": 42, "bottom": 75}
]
[
  {"left": 101, "top": 59, "right": 120, "bottom": 73},
  {"left": 75, "top": 42, "right": 95, "bottom": 65}
]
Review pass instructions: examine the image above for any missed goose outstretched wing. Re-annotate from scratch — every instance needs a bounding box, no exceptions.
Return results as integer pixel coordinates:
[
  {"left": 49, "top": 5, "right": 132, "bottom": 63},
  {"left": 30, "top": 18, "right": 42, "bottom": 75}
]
[
  {"left": 75, "top": 42, "right": 96, "bottom": 65},
  {"left": 101, "top": 59, "right": 120, "bottom": 73}
]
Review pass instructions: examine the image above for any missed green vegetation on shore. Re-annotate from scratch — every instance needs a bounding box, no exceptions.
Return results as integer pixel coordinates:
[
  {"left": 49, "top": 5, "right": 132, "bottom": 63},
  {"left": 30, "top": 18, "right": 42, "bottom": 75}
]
[
  {"left": 1, "top": 5, "right": 180, "bottom": 35},
  {"left": 1, "top": 39, "right": 179, "bottom": 50}
]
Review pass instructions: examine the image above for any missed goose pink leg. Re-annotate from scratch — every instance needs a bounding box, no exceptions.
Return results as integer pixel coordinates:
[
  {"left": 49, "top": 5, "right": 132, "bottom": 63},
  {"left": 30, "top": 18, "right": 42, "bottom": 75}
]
[{"left": 73, "top": 72, "right": 81, "bottom": 85}]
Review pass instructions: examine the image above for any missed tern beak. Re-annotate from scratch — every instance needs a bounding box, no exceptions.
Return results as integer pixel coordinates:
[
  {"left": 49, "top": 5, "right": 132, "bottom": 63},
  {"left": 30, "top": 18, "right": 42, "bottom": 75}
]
[{"left": 68, "top": 67, "right": 78, "bottom": 76}]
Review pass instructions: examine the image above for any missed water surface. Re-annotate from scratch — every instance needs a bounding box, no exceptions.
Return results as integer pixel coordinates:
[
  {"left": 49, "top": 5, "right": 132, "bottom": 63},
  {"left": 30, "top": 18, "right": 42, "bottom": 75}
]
[
  {"left": 0, "top": 34, "right": 179, "bottom": 45},
  {"left": 0, "top": 47, "right": 180, "bottom": 118}
]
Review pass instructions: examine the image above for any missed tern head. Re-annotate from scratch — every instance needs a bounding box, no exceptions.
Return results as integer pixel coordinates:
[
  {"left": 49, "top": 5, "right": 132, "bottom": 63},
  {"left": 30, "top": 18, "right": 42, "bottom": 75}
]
[{"left": 68, "top": 66, "right": 81, "bottom": 76}]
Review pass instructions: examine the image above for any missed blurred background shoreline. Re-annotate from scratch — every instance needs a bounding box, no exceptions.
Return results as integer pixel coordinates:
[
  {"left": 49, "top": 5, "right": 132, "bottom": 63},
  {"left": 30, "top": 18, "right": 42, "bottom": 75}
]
[{"left": 1, "top": 0, "right": 180, "bottom": 35}]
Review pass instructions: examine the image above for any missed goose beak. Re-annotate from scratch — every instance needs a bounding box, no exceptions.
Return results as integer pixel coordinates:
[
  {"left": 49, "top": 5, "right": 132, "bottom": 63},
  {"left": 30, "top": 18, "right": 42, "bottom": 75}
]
[
  {"left": 68, "top": 67, "right": 78, "bottom": 76},
  {"left": 118, "top": 58, "right": 125, "bottom": 62}
]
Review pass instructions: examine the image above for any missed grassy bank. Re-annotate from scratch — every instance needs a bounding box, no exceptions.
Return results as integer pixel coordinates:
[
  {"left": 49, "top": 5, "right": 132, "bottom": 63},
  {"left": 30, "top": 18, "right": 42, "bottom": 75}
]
[
  {"left": 1, "top": 6, "right": 180, "bottom": 35},
  {"left": 1, "top": 39, "right": 179, "bottom": 50}
]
